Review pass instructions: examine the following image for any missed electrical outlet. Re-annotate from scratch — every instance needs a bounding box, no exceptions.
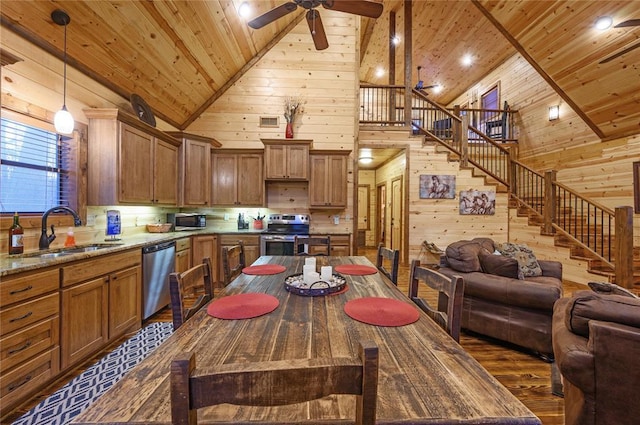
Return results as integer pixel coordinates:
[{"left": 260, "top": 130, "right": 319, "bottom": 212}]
[
  {"left": 333, "top": 215, "right": 340, "bottom": 225},
  {"left": 86, "top": 214, "right": 96, "bottom": 226},
  {"left": 224, "top": 213, "right": 229, "bottom": 221},
  {"left": 345, "top": 214, "right": 350, "bottom": 221}
]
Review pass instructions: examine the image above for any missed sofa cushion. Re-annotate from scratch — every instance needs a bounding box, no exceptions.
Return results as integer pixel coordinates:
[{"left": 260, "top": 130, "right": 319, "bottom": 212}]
[
  {"left": 479, "top": 253, "right": 519, "bottom": 279},
  {"left": 445, "top": 240, "right": 493, "bottom": 273},
  {"left": 565, "top": 291, "right": 640, "bottom": 337},
  {"left": 588, "top": 281, "right": 638, "bottom": 298},
  {"left": 498, "top": 242, "right": 542, "bottom": 279}
]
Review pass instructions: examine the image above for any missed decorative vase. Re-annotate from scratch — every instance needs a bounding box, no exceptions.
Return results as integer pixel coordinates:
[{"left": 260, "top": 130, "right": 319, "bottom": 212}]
[{"left": 285, "top": 122, "right": 294, "bottom": 139}]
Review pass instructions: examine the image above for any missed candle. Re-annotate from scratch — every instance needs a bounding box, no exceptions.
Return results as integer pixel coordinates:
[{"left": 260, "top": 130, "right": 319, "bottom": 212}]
[
  {"left": 304, "top": 257, "right": 316, "bottom": 268},
  {"left": 321, "top": 266, "right": 332, "bottom": 282}
]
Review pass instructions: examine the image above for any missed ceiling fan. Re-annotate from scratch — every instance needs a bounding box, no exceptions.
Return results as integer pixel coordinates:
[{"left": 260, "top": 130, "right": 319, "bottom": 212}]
[
  {"left": 247, "top": 0, "right": 383, "bottom": 50},
  {"left": 599, "top": 19, "right": 640, "bottom": 64}
]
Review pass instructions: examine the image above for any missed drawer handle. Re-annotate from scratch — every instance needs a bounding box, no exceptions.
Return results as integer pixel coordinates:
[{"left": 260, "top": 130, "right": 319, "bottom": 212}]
[
  {"left": 8, "top": 341, "right": 32, "bottom": 355},
  {"left": 8, "top": 375, "right": 32, "bottom": 392},
  {"left": 9, "top": 285, "right": 33, "bottom": 295},
  {"left": 9, "top": 311, "right": 33, "bottom": 323}
]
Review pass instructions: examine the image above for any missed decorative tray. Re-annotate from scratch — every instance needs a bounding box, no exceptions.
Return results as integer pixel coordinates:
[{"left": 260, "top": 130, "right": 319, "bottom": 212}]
[{"left": 284, "top": 273, "right": 346, "bottom": 297}]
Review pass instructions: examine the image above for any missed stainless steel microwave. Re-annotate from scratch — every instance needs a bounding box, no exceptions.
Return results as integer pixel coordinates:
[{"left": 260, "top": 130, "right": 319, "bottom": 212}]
[{"left": 167, "top": 213, "right": 206, "bottom": 231}]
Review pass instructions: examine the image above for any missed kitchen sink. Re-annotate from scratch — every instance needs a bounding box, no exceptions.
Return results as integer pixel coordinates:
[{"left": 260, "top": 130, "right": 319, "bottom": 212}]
[{"left": 18, "top": 243, "right": 124, "bottom": 259}]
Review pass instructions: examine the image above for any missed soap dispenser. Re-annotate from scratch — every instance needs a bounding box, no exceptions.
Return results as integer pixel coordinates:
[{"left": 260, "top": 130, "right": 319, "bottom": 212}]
[{"left": 64, "top": 227, "right": 76, "bottom": 247}]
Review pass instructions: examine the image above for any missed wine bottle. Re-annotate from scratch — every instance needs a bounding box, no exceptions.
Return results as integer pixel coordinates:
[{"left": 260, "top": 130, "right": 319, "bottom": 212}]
[{"left": 9, "top": 212, "right": 24, "bottom": 254}]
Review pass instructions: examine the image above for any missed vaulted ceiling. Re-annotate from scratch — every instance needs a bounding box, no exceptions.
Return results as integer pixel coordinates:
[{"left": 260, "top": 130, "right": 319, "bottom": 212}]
[{"left": 1, "top": 0, "right": 639, "bottom": 140}]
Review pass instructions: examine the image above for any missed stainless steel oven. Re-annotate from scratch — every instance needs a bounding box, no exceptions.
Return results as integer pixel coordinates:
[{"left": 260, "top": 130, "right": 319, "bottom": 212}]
[{"left": 259, "top": 213, "right": 309, "bottom": 256}]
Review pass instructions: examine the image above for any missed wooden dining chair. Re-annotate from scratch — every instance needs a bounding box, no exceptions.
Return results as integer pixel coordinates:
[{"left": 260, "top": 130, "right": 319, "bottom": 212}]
[
  {"left": 171, "top": 340, "right": 379, "bottom": 425},
  {"left": 376, "top": 243, "right": 399, "bottom": 285},
  {"left": 222, "top": 241, "right": 245, "bottom": 285},
  {"left": 169, "top": 257, "right": 213, "bottom": 331},
  {"left": 294, "top": 236, "right": 331, "bottom": 256},
  {"left": 408, "top": 259, "right": 465, "bottom": 342}
]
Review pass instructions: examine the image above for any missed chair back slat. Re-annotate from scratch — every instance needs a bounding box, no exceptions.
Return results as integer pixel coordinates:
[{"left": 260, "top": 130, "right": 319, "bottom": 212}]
[
  {"left": 169, "top": 258, "right": 213, "bottom": 331},
  {"left": 408, "top": 259, "right": 464, "bottom": 342},
  {"left": 376, "top": 243, "right": 399, "bottom": 285},
  {"left": 222, "top": 242, "right": 245, "bottom": 285},
  {"left": 171, "top": 341, "right": 379, "bottom": 425}
]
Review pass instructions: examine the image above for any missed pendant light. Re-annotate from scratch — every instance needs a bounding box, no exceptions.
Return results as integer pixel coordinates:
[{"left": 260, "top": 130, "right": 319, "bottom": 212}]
[{"left": 51, "top": 9, "right": 74, "bottom": 135}]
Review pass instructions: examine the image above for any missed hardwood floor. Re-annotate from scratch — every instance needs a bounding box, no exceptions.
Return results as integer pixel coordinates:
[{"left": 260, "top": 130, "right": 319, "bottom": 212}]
[{"left": 2, "top": 250, "right": 578, "bottom": 425}]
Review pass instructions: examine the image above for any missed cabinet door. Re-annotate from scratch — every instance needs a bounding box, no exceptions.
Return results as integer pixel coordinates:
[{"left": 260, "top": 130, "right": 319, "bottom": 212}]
[
  {"left": 154, "top": 139, "right": 178, "bottom": 205},
  {"left": 244, "top": 245, "right": 260, "bottom": 266},
  {"left": 182, "top": 139, "right": 211, "bottom": 206},
  {"left": 192, "top": 235, "right": 218, "bottom": 283},
  {"left": 175, "top": 248, "right": 192, "bottom": 274},
  {"left": 211, "top": 154, "right": 238, "bottom": 205},
  {"left": 264, "top": 144, "right": 287, "bottom": 179},
  {"left": 109, "top": 266, "right": 141, "bottom": 339},
  {"left": 61, "top": 278, "right": 108, "bottom": 369},
  {"left": 286, "top": 145, "right": 309, "bottom": 179},
  {"left": 309, "top": 155, "right": 329, "bottom": 207},
  {"left": 119, "top": 124, "right": 154, "bottom": 203},
  {"left": 326, "top": 155, "right": 348, "bottom": 207},
  {"left": 237, "top": 154, "right": 264, "bottom": 206}
]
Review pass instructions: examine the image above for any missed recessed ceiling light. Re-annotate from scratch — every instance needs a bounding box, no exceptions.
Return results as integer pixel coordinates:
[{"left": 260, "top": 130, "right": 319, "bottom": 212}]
[
  {"left": 595, "top": 16, "right": 613, "bottom": 30},
  {"left": 391, "top": 35, "right": 401, "bottom": 46},
  {"left": 461, "top": 54, "right": 473, "bottom": 67},
  {"left": 375, "top": 68, "right": 385, "bottom": 77},
  {"left": 238, "top": 2, "right": 251, "bottom": 18}
]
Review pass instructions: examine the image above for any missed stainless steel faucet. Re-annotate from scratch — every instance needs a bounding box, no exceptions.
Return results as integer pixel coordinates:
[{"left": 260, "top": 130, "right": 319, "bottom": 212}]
[{"left": 39, "top": 206, "right": 82, "bottom": 250}]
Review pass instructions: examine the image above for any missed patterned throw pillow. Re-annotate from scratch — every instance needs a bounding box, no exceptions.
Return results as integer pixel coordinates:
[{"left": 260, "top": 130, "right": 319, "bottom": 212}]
[{"left": 498, "top": 242, "right": 543, "bottom": 279}]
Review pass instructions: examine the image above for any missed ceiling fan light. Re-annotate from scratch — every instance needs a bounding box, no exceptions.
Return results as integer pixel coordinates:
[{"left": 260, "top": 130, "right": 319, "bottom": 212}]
[
  {"left": 595, "top": 16, "right": 613, "bottom": 30},
  {"left": 54, "top": 106, "right": 75, "bottom": 134},
  {"left": 238, "top": 2, "right": 251, "bottom": 18}
]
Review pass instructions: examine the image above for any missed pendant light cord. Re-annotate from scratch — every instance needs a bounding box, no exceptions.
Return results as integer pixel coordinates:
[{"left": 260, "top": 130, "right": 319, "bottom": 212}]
[{"left": 62, "top": 19, "right": 68, "bottom": 108}]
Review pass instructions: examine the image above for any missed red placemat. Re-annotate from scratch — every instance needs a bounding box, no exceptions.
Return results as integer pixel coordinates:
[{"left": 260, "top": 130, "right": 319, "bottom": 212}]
[
  {"left": 242, "top": 264, "right": 287, "bottom": 275},
  {"left": 344, "top": 297, "right": 420, "bottom": 327},
  {"left": 207, "top": 293, "right": 279, "bottom": 320},
  {"left": 333, "top": 264, "right": 378, "bottom": 276}
]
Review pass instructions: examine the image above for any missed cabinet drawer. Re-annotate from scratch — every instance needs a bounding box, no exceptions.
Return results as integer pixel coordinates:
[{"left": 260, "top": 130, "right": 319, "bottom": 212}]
[
  {"left": 0, "top": 316, "right": 59, "bottom": 373},
  {"left": 0, "top": 268, "right": 59, "bottom": 308},
  {"left": 219, "top": 234, "right": 259, "bottom": 246},
  {"left": 0, "top": 347, "right": 60, "bottom": 412},
  {"left": 61, "top": 250, "right": 140, "bottom": 287},
  {"left": 176, "top": 238, "right": 191, "bottom": 251},
  {"left": 0, "top": 293, "right": 59, "bottom": 337}
]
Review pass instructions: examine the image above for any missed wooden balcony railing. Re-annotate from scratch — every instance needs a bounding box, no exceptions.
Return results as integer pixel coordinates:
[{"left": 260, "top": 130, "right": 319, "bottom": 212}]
[{"left": 359, "top": 85, "right": 635, "bottom": 288}]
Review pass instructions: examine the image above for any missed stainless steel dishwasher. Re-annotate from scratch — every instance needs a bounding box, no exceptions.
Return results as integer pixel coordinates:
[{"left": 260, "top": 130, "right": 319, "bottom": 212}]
[{"left": 142, "top": 241, "right": 176, "bottom": 320}]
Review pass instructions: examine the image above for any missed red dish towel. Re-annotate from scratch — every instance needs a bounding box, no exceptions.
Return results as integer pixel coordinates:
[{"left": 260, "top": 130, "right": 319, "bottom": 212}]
[
  {"left": 333, "top": 264, "right": 378, "bottom": 276},
  {"left": 242, "top": 264, "right": 287, "bottom": 275},
  {"left": 344, "top": 297, "right": 420, "bottom": 327},
  {"left": 207, "top": 293, "right": 279, "bottom": 320}
]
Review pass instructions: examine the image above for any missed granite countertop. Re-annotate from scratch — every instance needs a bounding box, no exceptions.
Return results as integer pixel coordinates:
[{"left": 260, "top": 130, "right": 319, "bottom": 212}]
[{"left": 0, "top": 228, "right": 352, "bottom": 276}]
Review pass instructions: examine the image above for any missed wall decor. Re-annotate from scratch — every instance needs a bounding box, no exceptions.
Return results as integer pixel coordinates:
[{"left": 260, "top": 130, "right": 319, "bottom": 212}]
[
  {"left": 459, "top": 190, "right": 496, "bottom": 215},
  {"left": 420, "top": 174, "right": 456, "bottom": 199},
  {"left": 634, "top": 161, "right": 640, "bottom": 213}
]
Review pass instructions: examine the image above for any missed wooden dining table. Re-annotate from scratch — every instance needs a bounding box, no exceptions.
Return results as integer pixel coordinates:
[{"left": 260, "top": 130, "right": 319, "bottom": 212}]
[{"left": 72, "top": 255, "right": 541, "bottom": 425}]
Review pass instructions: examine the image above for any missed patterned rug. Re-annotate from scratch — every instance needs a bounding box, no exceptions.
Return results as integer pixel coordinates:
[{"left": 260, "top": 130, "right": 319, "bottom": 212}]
[{"left": 12, "top": 322, "right": 173, "bottom": 425}]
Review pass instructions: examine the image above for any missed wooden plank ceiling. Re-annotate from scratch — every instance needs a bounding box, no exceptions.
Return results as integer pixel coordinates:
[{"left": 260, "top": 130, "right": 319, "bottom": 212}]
[{"left": 1, "top": 0, "right": 639, "bottom": 140}]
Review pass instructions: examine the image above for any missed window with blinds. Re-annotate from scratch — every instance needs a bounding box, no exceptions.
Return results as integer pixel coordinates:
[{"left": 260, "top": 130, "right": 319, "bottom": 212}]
[
  {"left": 1, "top": 117, "right": 75, "bottom": 213},
  {"left": 481, "top": 85, "right": 500, "bottom": 123}
]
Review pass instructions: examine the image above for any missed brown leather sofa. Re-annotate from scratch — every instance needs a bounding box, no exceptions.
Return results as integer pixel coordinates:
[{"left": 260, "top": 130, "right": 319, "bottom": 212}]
[
  {"left": 552, "top": 286, "right": 640, "bottom": 425},
  {"left": 437, "top": 238, "right": 563, "bottom": 358}
]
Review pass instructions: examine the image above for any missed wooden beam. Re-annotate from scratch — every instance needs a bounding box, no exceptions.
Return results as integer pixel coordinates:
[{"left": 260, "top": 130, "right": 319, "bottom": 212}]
[
  {"left": 403, "top": 0, "right": 412, "bottom": 127},
  {"left": 181, "top": 13, "right": 306, "bottom": 129},
  {"left": 471, "top": 0, "right": 605, "bottom": 140}
]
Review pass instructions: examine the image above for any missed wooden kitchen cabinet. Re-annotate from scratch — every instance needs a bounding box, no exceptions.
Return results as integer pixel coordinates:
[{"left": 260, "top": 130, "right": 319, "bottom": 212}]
[
  {"left": 0, "top": 268, "right": 60, "bottom": 412},
  {"left": 211, "top": 150, "right": 264, "bottom": 206},
  {"left": 262, "top": 139, "right": 311, "bottom": 180},
  {"left": 191, "top": 235, "right": 218, "bottom": 278},
  {"left": 174, "top": 237, "right": 192, "bottom": 274},
  {"left": 307, "top": 234, "right": 351, "bottom": 256},
  {"left": 168, "top": 132, "right": 221, "bottom": 207},
  {"left": 60, "top": 249, "right": 141, "bottom": 369},
  {"left": 309, "top": 150, "right": 350, "bottom": 208},
  {"left": 85, "top": 108, "right": 180, "bottom": 206},
  {"left": 217, "top": 234, "right": 260, "bottom": 283}
]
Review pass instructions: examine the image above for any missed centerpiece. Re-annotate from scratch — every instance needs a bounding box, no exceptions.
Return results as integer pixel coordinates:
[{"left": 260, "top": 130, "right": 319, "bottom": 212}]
[{"left": 283, "top": 96, "right": 303, "bottom": 138}]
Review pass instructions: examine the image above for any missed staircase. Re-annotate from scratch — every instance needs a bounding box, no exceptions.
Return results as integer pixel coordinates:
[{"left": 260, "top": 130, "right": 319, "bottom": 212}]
[{"left": 359, "top": 84, "right": 639, "bottom": 290}]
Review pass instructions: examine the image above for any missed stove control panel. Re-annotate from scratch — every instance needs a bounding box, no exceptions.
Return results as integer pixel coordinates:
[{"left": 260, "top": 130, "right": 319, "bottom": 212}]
[{"left": 267, "top": 214, "right": 310, "bottom": 225}]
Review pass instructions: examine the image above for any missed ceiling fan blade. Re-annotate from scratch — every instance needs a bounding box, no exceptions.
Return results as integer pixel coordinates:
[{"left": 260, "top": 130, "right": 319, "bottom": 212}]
[
  {"left": 599, "top": 40, "right": 640, "bottom": 64},
  {"left": 322, "top": 0, "right": 383, "bottom": 18},
  {"left": 614, "top": 19, "right": 640, "bottom": 28},
  {"left": 248, "top": 2, "right": 297, "bottom": 29},
  {"left": 306, "top": 10, "right": 329, "bottom": 50}
]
